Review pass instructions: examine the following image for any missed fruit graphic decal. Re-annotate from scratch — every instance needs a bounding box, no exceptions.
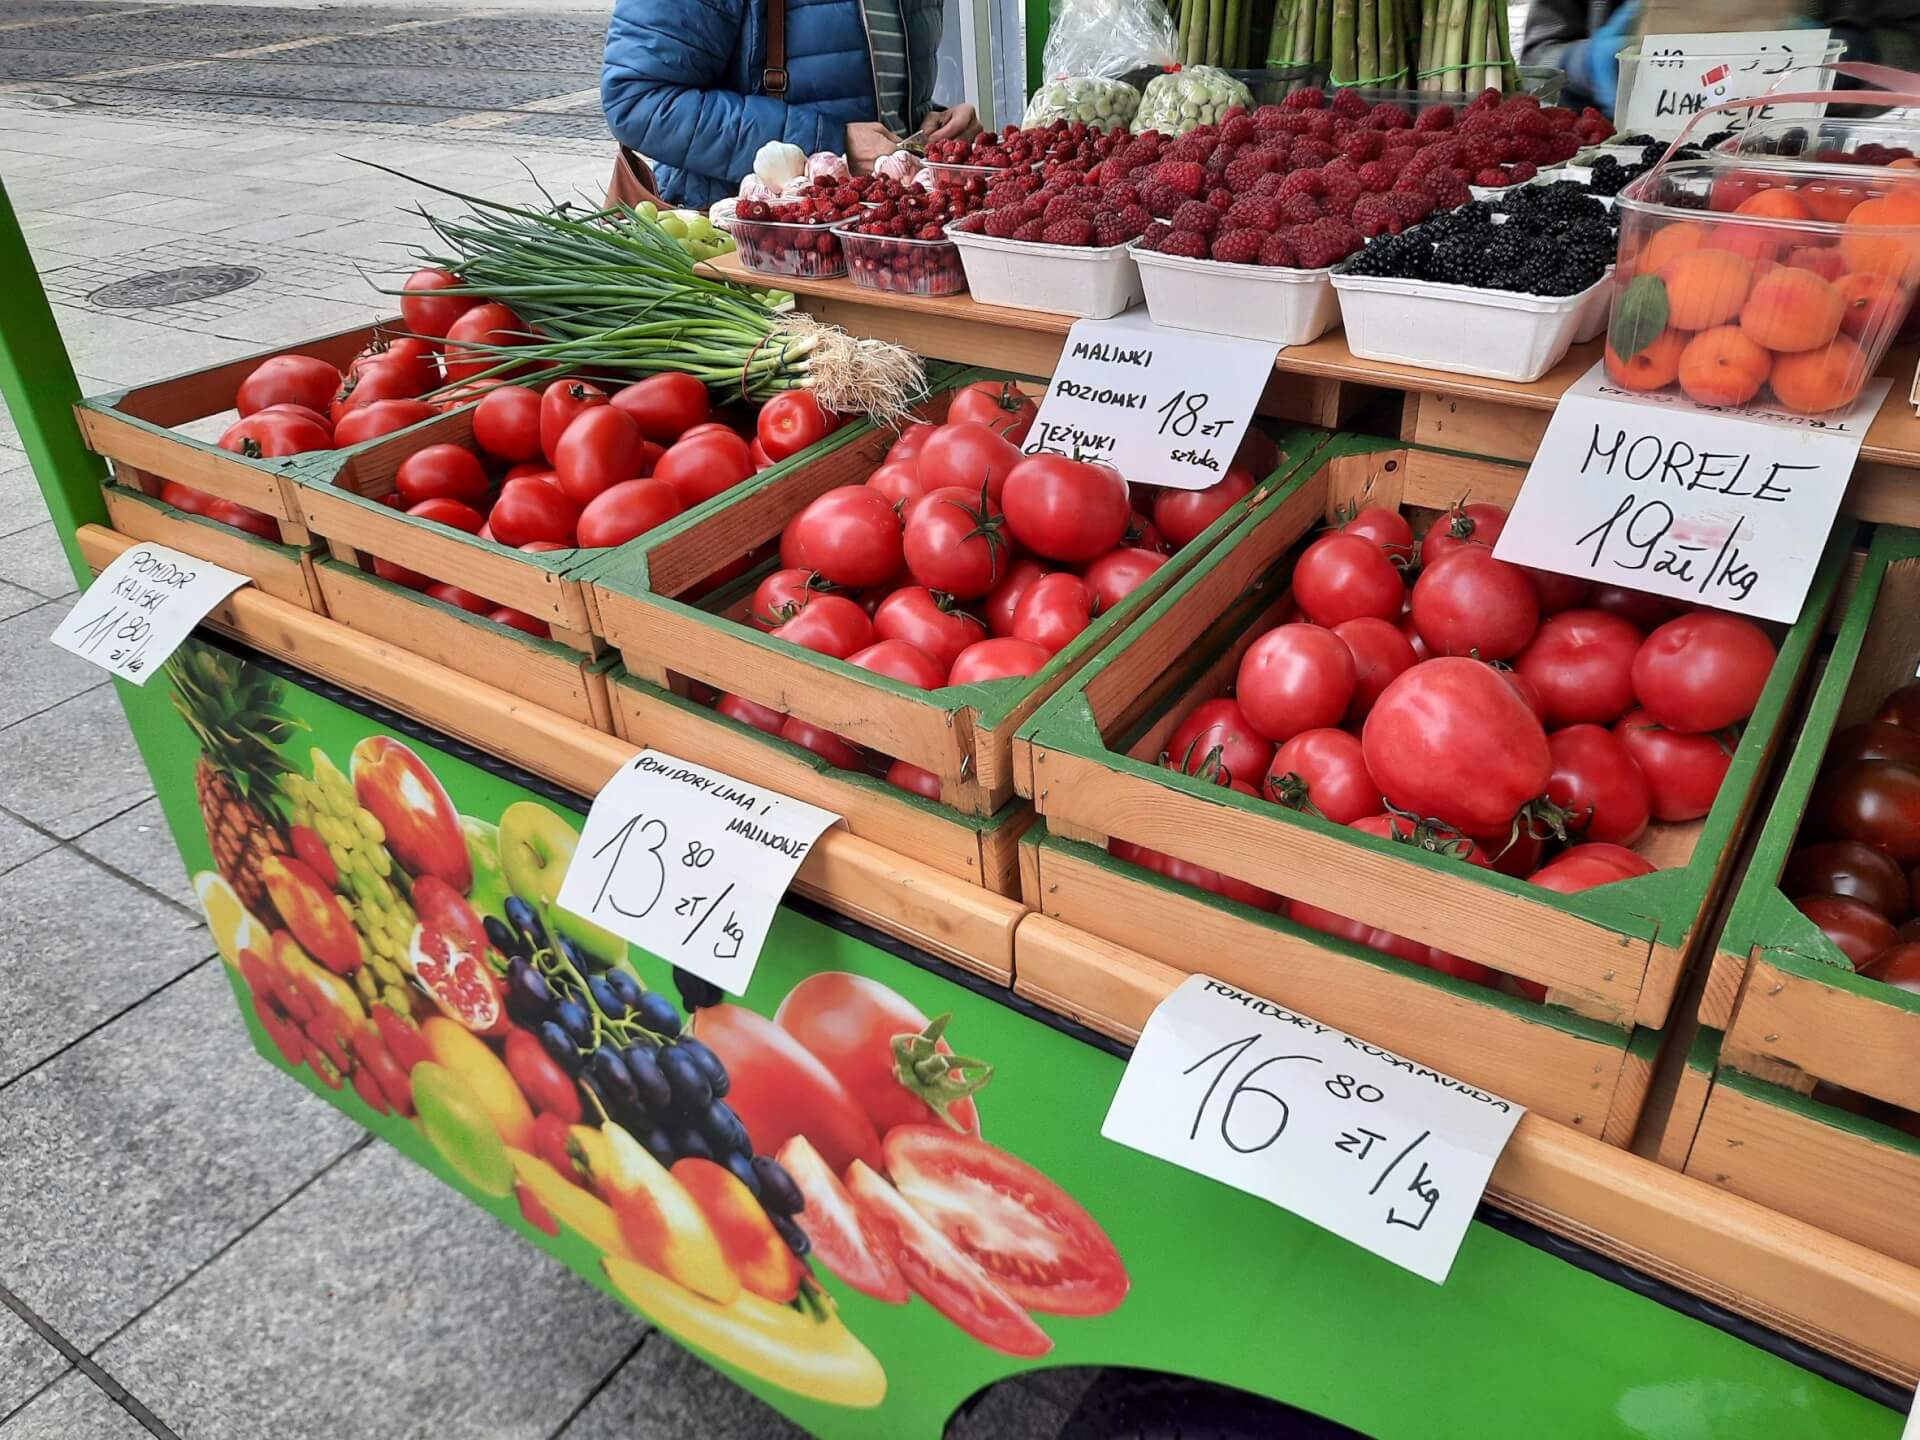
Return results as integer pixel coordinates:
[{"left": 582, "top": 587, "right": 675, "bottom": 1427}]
[{"left": 180, "top": 668, "right": 1128, "bottom": 1407}]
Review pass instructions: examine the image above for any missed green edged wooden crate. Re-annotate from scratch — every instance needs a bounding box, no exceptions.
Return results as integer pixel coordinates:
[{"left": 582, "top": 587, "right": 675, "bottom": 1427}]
[{"left": 101, "top": 480, "right": 325, "bottom": 613}]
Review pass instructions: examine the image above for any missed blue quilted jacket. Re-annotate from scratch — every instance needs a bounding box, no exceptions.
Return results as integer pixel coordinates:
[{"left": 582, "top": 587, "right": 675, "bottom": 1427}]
[{"left": 603, "top": 0, "right": 945, "bottom": 208}]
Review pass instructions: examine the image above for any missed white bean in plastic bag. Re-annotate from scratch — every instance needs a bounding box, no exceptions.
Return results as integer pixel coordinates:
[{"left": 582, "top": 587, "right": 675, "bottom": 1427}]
[
  {"left": 1132, "top": 66, "right": 1253, "bottom": 135},
  {"left": 1022, "top": 76, "right": 1141, "bottom": 129}
]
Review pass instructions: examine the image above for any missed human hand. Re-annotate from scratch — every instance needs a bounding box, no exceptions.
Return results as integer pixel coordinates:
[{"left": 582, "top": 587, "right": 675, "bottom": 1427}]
[
  {"left": 919, "top": 104, "right": 980, "bottom": 144},
  {"left": 845, "top": 121, "right": 901, "bottom": 174}
]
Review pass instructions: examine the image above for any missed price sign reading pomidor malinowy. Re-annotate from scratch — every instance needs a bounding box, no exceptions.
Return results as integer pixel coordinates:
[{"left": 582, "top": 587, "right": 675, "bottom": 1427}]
[
  {"left": 1102, "top": 975, "right": 1525, "bottom": 1283},
  {"left": 554, "top": 751, "right": 840, "bottom": 994},
  {"left": 1026, "top": 310, "right": 1278, "bottom": 490},
  {"left": 1495, "top": 364, "right": 1889, "bottom": 624},
  {"left": 49, "top": 541, "right": 248, "bottom": 684}
]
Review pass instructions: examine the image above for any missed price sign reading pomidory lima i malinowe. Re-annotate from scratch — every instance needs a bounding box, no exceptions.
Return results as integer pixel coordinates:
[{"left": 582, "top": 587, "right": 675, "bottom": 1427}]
[
  {"left": 1026, "top": 310, "right": 1278, "bottom": 490},
  {"left": 50, "top": 541, "right": 248, "bottom": 684},
  {"left": 1496, "top": 363, "right": 1889, "bottom": 624},
  {"left": 1102, "top": 976, "right": 1525, "bottom": 1283},
  {"left": 555, "top": 751, "right": 841, "bottom": 994}
]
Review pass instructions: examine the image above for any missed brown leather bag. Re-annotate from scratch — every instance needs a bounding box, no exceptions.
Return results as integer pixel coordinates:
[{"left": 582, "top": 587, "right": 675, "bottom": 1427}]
[{"left": 605, "top": 0, "right": 786, "bottom": 210}]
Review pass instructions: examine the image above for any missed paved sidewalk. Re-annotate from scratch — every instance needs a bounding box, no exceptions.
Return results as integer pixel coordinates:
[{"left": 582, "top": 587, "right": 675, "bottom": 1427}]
[{"left": 0, "top": 4, "right": 1087, "bottom": 1437}]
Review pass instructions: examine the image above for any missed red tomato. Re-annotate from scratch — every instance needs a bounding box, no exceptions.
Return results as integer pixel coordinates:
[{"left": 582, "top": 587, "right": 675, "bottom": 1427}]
[
  {"left": 1363, "top": 656, "right": 1551, "bottom": 837},
  {"left": 948, "top": 638, "right": 1050, "bottom": 684},
  {"left": 1411, "top": 549, "right": 1539, "bottom": 660},
  {"left": 750, "top": 569, "right": 825, "bottom": 630},
  {"left": 332, "top": 398, "right": 435, "bottom": 448},
  {"left": 714, "top": 692, "right": 786, "bottom": 735},
  {"left": 1513, "top": 609, "right": 1642, "bottom": 728},
  {"left": 985, "top": 557, "right": 1049, "bottom": 637},
  {"left": 885, "top": 422, "right": 935, "bottom": 469},
  {"left": 331, "top": 360, "right": 420, "bottom": 423},
  {"left": 946, "top": 379, "right": 1037, "bottom": 443},
  {"left": 886, "top": 759, "right": 944, "bottom": 799},
  {"left": 1265, "top": 728, "right": 1381, "bottom": 824},
  {"left": 781, "top": 486, "right": 904, "bottom": 588},
  {"left": 775, "top": 1136, "right": 908, "bottom": 1304},
  {"left": 780, "top": 715, "right": 862, "bottom": 770},
  {"left": 554, "top": 405, "right": 644, "bottom": 506},
  {"left": 884, "top": 1124, "right": 1126, "bottom": 1318},
  {"left": 1348, "top": 812, "right": 1491, "bottom": 868},
  {"left": 1529, "top": 843, "right": 1657, "bottom": 895},
  {"left": 1116, "top": 833, "right": 1279, "bottom": 912},
  {"left": 772, "top": 594, "right": 874, "bottom": 659},
  {"left": 399, "top": 268, "right": 477, "bottom": 339},
  {"left": 1001, "top": 454, "right": 1130, "bottom": 563},
  {"left": 1082, "top": 547, "right": 1167, "bottom": 610},
  {"left": 610, "top": 373, "right": 710, "bottom": 443},
  {"left": 433, "top": 377, "right": 503, "bottom": 413},
  {"left": 1794, "top": 894, "right": 1897, "bottom": 967},
  {"left": 488, "top": 476, "right": 579, "bottom": 547},
  {"left": 539, "top": 379, "right": 607, "bottom": 462},
  {"left": 1547, "top": 724, "right": 1652, "bottom": 846},
  {"left": 1613, "top": 710, "right": 1730, "bottom": 821},
  {"left": 442, "top": 302, "right": 527, "bottom": 385},
  {"left": 372, "top": 555, "right": 428, "bottom": 590},
  {"left": 1588, "top": 583, "right": 1682, "bottom": 632},
  {"left": 1877, "top": 683, "right": 1920, "bottom": 730},
  {"left": 847, "top": 639, "right": 945, "bottom": 689},
  {"left": 1236, "top": 623, "right": 1357, "bottom": 743},
  {"left": 871, "top": 587, "right": 985, "bottom": 672},
  {"left": 1342, "top": 505, "right": 1415, "bottom": 564},
  {"left": 575, "top": 478, "right": 683, "bottom": 547},
  {"left": 207, "top": 499, "right": 278, "bottom": 539},
  {"left": 1332, "top": 617, "right": 1416, "bottom": 723},
  {"left": 1123, "top": 510, "right": 1165, "bottom": 553},
  {"left": 236, "top": 354, "right": 342, "bottom": 417},
  {"left": 1419, "top": 501, "right": 1506, "bottom": 567},
  {"left": 654, "top": 431, "right": 756, "bottom": 508},
  {"left": 1524, "top": 568, "right": 1590, "bottom": 616},
  {"left": 470, "top": 385, "right": 543, "bottom": 462},
  {"left": 424, "top": 581, "right": 492, "bottom": 615},
  {"left": 218, "top": 410, "right": 331, "bottom": 458},
  {"left": 395, "top": 444, "right": 489, "bottom": 507},
  {"left": 903, "top": 486, "right": 1008, "bottom": 598},
  {"left": 1012, "top": 572, "right": 1094, "bottom": 655},
  {"left": 406, "top": 495, "right": 485, "bottom": 532},
  {"left": 160, "top": 481, "right": 215, "bottom": 516},
  {"left": 776, "top": 973, "right": 983, "bottom": 1136},
  {"left": 1293, "top": 532, "right": 1405, "bottom": 627},
  {"left": 1783, "top": 841, "right": 1910, "bottom": 921},
  {"left": 255, "top": 401, "right": 332, "bottom": 434},
  {"left": 867, "top": 459, "right": 933, "bottom": 513},
  {"left": 1166, "top": 698, "right": 1275, "bottom": 788},
  {"left": 1810, "top": 759, "right": 1920, "bottom": 864},
  {"left": 691, "top": 1003, "right": 883, "bottom": 1172},
  {"left": 916, "top": 422, "right": 1021, "bottom": 505},
  {"left": 1290, "top": 897, "right": 1377, "bottom": 948},
  {"left": 757, "top": 391, "right": 832, "bottom": 461},
  {"left": 847, "top": 1159, "right": 1053, "bottom": 1356},
  {"left": 1153, "top": 466, "right": 1253, "bottom": 549},
  {"left": 1632, "top": 613, "right": 1776, "bottom": 733}
]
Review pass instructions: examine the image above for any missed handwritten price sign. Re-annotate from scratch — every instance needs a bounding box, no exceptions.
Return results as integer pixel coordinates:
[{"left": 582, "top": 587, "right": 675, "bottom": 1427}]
[
  {"left": 1026, "top": 310, "right": 1278, "bottom": 490},
  {"left": 1102, "top": 976, "right": 1524, "bottom": 1282},
  {"left": 555, "top": 751, "right": 840, "bottom": 994},
  {"left": 49, "top": 542, "right": 248, "bottom": 684}
]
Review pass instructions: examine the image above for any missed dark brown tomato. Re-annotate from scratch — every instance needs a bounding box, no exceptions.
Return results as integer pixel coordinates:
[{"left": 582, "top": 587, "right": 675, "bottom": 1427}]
[
  {"left": 1809, "top": 759, "right": 1920, "bottom": 864},
  {"left": 1792, "top": 893, "right": 1898, "bottom": 968},
  {"left": 1876, "top": 682, "right": 1920, "bottom": 731},
  {"left": 1828, "top": 720, "right": 1920, "bottom": 771},
  {"left": 1781, "top": 840, "right": 1910, "bottom": 921}
]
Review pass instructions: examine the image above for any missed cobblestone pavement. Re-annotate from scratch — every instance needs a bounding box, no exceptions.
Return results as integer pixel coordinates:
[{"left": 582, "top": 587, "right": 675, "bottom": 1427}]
[{"left": 0, "top": 3, "right": 1090, "bottom": 1436}]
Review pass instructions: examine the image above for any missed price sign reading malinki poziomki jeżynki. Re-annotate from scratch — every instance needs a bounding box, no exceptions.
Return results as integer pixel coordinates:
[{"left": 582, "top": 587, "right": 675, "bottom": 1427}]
[
  {"left": 49, "top": 541, "right": 249, "bottom": 685},
  {"left": 1026, "top": 310, "right": 1278, "bottom": 491},
  {"left": 1495, "top": 364, "right": 1889, "bottom": 624},
  {"left": 554, "top": 751, "right": 840, "bottom": 994},
  {"left": 1102, "top": 975, "right": 1525, "bottom": 1283}
]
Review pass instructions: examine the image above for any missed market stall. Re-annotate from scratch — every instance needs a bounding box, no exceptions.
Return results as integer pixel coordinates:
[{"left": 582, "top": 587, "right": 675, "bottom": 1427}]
[{"left": 7, "top": 26, "right": 1920, "bottom": 1436}]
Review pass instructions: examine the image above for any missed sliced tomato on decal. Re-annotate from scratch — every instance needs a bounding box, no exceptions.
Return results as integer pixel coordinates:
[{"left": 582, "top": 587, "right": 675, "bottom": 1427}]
[{"left": 775, "top": 1136, "right": 907, "bottom": 1305}]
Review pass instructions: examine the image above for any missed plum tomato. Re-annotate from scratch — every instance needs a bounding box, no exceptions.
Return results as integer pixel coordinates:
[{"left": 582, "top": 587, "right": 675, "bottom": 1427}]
[
  {"left": 985, "top": 557, "right": 1049, "bottom": 637},
  {"left": 1001, "top": 454, "right": 1130, "bottom": 563},
  {"left": 1332, "top": 617, "right": 1416, "bottom": 723},
  {"left": 1153, "top": 466, "right": 1253, "bottom": 549},
  {"left": 947, "top": 638, "right": 1050, "bottom": 685},
  {"left": 610, "top": 372, "right": 711, "bottom": 443},
  {"left": 868, "top": 459, "right": 934, "bottom": 512},
  {"left": 1289, "top": 897, "right": 1377, "bottom": 948},
  {"left": 490, "top": 607, "right": 550, "bottom": 637},
  {"left": 399, "top": 268, "right": 477, "bottom": 339},
  {"left": 532, "top": 378, "right": 605, "bottom": 463},
  {"left": 1631, "top": 613, "right": 1776, "bottom": 733},
  {"left": 1418, "top": 501, "right": 1506, "bottom": 567},
  {"left": 772, "top": 594, "right": 874, "bottom": 659},
  {"left": 1877, "top": 682, "right": 1920, "bottom": 730},
  {"left": 1809, "top": 758, "right": 1920, "bottom": 864},
  {"left": 757, "top": 391, "right": 832, "bottom": 461},
  {"left": 783, "top": 485, "right": 905, "bottom": 588},
  {"left": 1235, "top": 623, "right": 1357, "bottom": 744},
  {"left": 1529, "top": 842, "right": 1657, "bottom": 895},
  {"left": 916, "top": 422, "right": 1021, "bottom": 505},
  {"left": 752, "top": 568, "right": 827, "bottom": 630},
  {"left": 1782, "top": 840, "right": 1910, "bottom": 922},
  {"left": 847, "top": 639, "right": 945, "bottom": 689},
  {"left": 945, "top": 379, "right": 1036, "bottom": 443},
  {"left": 1341, "top": 505, "right": 1415, "bottom": 564},
  {"left": 654, "top": 431, "right": 755, "bottom": 509},
  {"left": 406, "top": 495, "right": 486, "bottom": 533},
  {"left": 1082, "top": 547, "right": 1166, "bottom": 610},
  {"left": 1546, "top": 723, "right": 1652, "bottom": 847},
  {"left": 1411, "top": 548, "right": 1539, "bottom": 661},
  {"left": 1863, "top": 941, "right": 1920, "bottom": 991},
  {"left": 1265, "top": 728, "right": 1381, "bottom": 824},
  {"left": 885, "top": 759, "right": 944, "bottom": 799},
  {"left": 1293, "top": 532, "right": 1405, "bottom": 627},
  {"left": 332, "top": 398, "right": 435, "bottom": 448},
  {"left": 396, "top": 444, "right": 489, "bottom": 508},
  {"left": 780, "top": 716, "right": 862, "bottom": 769},
  {"left": 903, "top": 486, "right": 1007, "bottom": 598},
  {"left": 871, "top": 587, "right": 985, "bottom": 673},
  {"left": 1794, "top": 893, "right": 1898, "bottom": 968},
  {"left": 1012, "top": 572, "right": 1094, "bottom": 656},
  {"left": 1166, "top": 698, "right": 1275, "bottom": 788},
  {"left": 236, "top": 354, "right": 342, "bottom": 417},
  {"left": 885, "top": 422, "right": 935, "bottom": 470},
  {"left": 489, "top": 476, "right": 580, "bottom": 547},
  {"left": 1363, "top": 656, "right": 1551, "bottom": 838},
  {"left": 715, "top": 692, "right": 787, "bottom": 736},
  {"left": 554, "top": 404, "right": 645, "bottom": 506},
  {"left": 1828, "top": 721, "right": 1920, "bottom": 772},
  {"left": 469, "top": 385, "right": 542, "bottom": 461},
  {"left": 1513, "top": 609, "right": 1642, "bottom": 727},
  {"left": 1110, "top": 837, "right": 1279, "bottom": 912},
  {"left": 575, "top": 477, "right": 683, "bottom": 548},
  {"left": 1614, "top": 708, "right": 1732, "bottom": 822},
  {"left": 1587, "top": 583, "right": 1683, "bottom": 632},
  {"left": 219, "top": 409, "right": 331, "bottom": 458},
  {"left": 442, "top": 301, "right": 528, "bottom": 385},
  {"left": 692, "top": 1003, "right": 883, "bottom": 1173}
]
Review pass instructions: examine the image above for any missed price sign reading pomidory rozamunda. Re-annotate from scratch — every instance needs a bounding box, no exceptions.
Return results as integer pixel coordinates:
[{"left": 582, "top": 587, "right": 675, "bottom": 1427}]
[
  {"left": 554, "top": 750, "right": 840, "bottom": 994},
  {"left": 1102, "top": 975, "right": 1525, "bottom": 1283}
]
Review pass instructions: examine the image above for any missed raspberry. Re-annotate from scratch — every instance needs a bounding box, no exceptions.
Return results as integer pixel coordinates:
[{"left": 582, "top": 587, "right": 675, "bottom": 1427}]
[
  {"left": 1331, "top": 88, "right": 1369, "bottom": 119},
  {"left": 1282, "top": 87, "right": 1326, "bottom": 110},
  {"left": 1458, "top": 111, "right": 1501, "bottom": 137},
  {"left": 1342, "top": 130, "right": 1385, "bottom": 162},
  {"left": 1253, "top": 104, "right": 1290, "bottom": 132},
  {"left": 1383, "top": 189, "right": 1434, "bottom": 222},
  {"left": 1224, "top": 152, "right": 1273, "bottom": 193},
  {"left": 1018, "top": 195, "right": 1048, "bottom": 223},
  {"left": 1167, "top": 133, "right": 1216, "bottom": 164},
  {"left": 1511, "top": 160, "right": 1539, "bottom": 182},
  {"left": 1158, "top": 228, "right": 1208, "bottom": 258},
  {"left": 1422, "top": 167, "right": 1472, "bottom": 208},
  {"left": 1225, "top": 195, "right": 1277, "bottom": 231},
  {"left": 983, "top": 207, "right": 1021, "bottom": 238},
  {"left": 1252, "top": 172, "right": 1287, "bottom": 198},
  {"left": 1171, "top": 201, "right": 1222, "bottom": 235},
  {"left": 1351, "top": 193, "right": 1403, "bottom": 238},
  {"left": 1473, "top": 167, "right": 1510, "bottom": 187},
  {"left": 1221, "top": 113, "right": 1256, "bottom": 145},
  {"left": 1414, "top": 103, "right": 1454, "bottom": 132},
  {"left": 1044, "top": 193, "right": 1092, "bottom": 221},
  {"left": 1321, "top": 171, "right": 1365, "bottom": 216},
  {"left": 1152, "top": 160, "right": 1206, "bottom": 197},
  {"left": 1102, "top": 180, "right": 1142, "bottom": 206},
  {"left": 1143, "top": 220, "right": 1172, "bottom": 248},
  {"left": 1206, "top": 186, "right": 1234, "bottom": 211},
  {"left": 1509, "top": 106, "right": 1552, "bottom": 138},
  {"left": 1546, "top": 133, "right": 1583, "bottom": 163},
  {"left": 1468, "top": 86, "right": 1502, "bottom": 112},
  {"left": 1042, "top": 215, "right": 1094, "bottom": 246},
  {"left": 1258, "top": 232, "right": 1299, "bottom": 267},
  {"left": 1457, "top": 137, "right": 1499, "bottom": 171},
  {"left": 1356, "top": 160, "right": 1395, "bottom": 193},
  {"left": 1118, "top": 203, "right": 1152, "bottom": 232},
  {"left": 1271, "top": 110, "right": 1314, "bottom": 136},
  {"left": 1370, "top": 103, "right": 1411, "bottom": 130},
  {"left": 1509, "top": 134, "right": 1554, "bottom": 164},
  {"left": 1120, "top": 136, "right": 1162, "bottom": 170},
  {"left": 1093, "top": 213, "right": 1135, "bottom": 247},
  {"left": 1290, "top": 138, "right": 1338, "bottom": 168},
  {"left": 1383, "top": 129, "right": 1424, "bottom": 150},
  {"left": 1278, "top": 192, "right": 1325, "bottom": 225},
  {"left": 1290, "top": 218, "right": 1362, "bottom": 268},
  {"left": 1306, "top": 110, "right": 1337, "bottom": 140},
  {"left": 1210, "top": 228, "right": 1265, "bottom": 264},
  {"left": 1276, "top": 169, "right": 1328, "bottom": 200},
  {"left": 1543, "top": 106, "right": 1576, "bottom": 131},
  {"left": 1012, "top": 218, "right": 1046, "bottom": 242}
]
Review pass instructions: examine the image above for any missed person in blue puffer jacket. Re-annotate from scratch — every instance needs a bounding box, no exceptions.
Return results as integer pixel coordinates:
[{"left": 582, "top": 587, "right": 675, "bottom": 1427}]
[{"left": 602, "top": 0, "right": 976, "bottom": 208}]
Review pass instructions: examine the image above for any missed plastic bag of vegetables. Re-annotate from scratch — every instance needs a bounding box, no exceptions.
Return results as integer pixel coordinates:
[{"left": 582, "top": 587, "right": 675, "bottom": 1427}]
[
  {"left": 1022, "top": 76, "right": 1141, "bottom": 128},
  {"left": 1133, "top": 65, "right": 1253, "bottom": 134},
  {"left": 1038, "top": 0, "right": 1176, "bottom": 80}
]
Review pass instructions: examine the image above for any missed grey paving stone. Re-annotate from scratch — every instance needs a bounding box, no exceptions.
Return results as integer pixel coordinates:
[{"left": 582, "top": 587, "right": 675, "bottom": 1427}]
[
  {"left": 0, "top": 604, "right": 108, "bottom": 730},
  {"left": 96, "top": 1141, "right": 643, "bottom": 1440},
  {"left": 0, "top": 845, "right": 211, "bottom": 1084},
  {"left": 0, "top": 577, "right": 45, "bottom": 622},
  {"left": 558, "top": 1331, "right": 807, "bottom": 1440},
  {"left": 0, "top": 686, "right": 153, "bottom": 841},
  {"left": 0, "top": 961, "right": 363, "bottom": 1349},
  {"left": 1, "top": 1372, "right": 153, "bottom": 1439},
  {"left": 0, "top": 462, "right": 54, "bottom": 541},
  {"left": 0, "top": 808, "right": 57, "bottom": 877},
  {"left": 0, "top": 521, "right": 79, "bottom": 600},
  {"left": 73, "top": 797, "right": 189, "bottom": 906},
  {"left": 0, "top": 1304, "right": 68, "bottom": 1419}
]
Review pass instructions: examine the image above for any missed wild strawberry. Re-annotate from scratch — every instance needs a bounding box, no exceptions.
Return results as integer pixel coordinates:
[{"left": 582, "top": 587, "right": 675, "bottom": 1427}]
[
  {"left": 1342, "top": 130, "right": 1385, "bottom": 162},
  {"left": 1258, "top": 232, "right": 1299, "bottom": 267},
  {"left": 1171, "top": 201, "right": 1222, "bottom": 235},
  {"left": 1331, "top": 88, "right": 1369, "bottom": 119},
  {"left": 1152, "top": 160, "right": 1206, "bottom": 197},
  {"left": 1157, "top": 228, "right": 1209, "bottom": 258},
  {"left": 1209, "top": 228, "right": 1265, "bottom": 264},
  {"left": 1283, "top": 87, "right": 1326, "bottom": 110}
]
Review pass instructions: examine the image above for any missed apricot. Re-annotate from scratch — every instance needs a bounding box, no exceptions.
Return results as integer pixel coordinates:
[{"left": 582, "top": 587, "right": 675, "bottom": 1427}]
[
  {"left": 1739, "top": 268, "right": 1844, "bottom": 352},
  {"left": 1605, "top": 329, "right": 1686, "bottom": 391},
  {"left": 1834, "top": 272, "right": 1910, "bottom": 339},
  {"left": 1769, "top": 336, "right": 1867, "bottom": 414},
  {"left": 1661, "top": 250, "right": 1756, "bottom": 330},
  {"left": 1783, "top": 245, "right": 1846, "bottom": 281},
  {"left": 1840, "top": 193, "right": 1920, "bottom": 284},
  {"left": 1638, "top": 221, "right": 1708, "bottom": 276},
  {"left": 1677, "top": 327, "right": 1771, "bottom": 407}
]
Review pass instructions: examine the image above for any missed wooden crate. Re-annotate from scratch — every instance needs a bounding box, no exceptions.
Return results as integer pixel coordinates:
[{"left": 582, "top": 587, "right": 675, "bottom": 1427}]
[
  {"left": 587, "top": 388, "right": 1334, "bottom": 817},
  {"left": 609, "top": 669, "right": 1035, "bottom": 894},
  {"left": 1015, "top": 445, "right": 1851, "bottom": 1030},
  {"left": 100, "top": 481, "right": 325, "bottom": 612}
]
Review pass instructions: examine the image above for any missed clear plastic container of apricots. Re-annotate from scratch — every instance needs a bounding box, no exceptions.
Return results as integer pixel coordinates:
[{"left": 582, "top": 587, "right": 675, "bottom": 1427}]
[{"left": 1606, "top": 156, "right": 1920, "bottom": 415}]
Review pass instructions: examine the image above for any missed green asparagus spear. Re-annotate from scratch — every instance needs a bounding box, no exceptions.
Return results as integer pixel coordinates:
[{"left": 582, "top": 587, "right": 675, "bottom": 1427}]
[
  {"left": 1267, "top": 0, "right": 1292, "bottom": 64},
  {"left": 1331, "top": 0, "right": 1356, "bottom": 84},
  {"left": 1315, "top": 0, "right": 1332, "bottom": 66},
  {"left": 1380, "top": 0, "right": 1399, "bottom": 83}
]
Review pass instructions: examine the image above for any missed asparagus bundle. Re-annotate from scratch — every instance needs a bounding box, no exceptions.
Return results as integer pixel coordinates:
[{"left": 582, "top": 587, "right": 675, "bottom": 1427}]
[
  {"left": 1172, "top": 0, "right": 1264, "bottom": 68},
  {"left": 1262, "top": 0, "right": 1520, "bottom": 93}
]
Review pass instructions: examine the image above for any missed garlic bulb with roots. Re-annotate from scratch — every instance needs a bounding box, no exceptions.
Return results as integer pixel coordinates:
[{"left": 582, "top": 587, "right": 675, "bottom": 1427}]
[{"left": 751, "top": 140, "right": 807, "bottom": 189}]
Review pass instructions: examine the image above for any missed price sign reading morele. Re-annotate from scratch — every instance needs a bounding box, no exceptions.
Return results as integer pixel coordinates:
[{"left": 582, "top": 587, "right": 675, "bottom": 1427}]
[
  {"left": 1026, "top": 310, "right": 1279, "bottom": 490},
  {"left": 1102, "top": 975, "right": 1525, "bottom": 1283},
  {"left": 50, "top": 541, "right": 249, "bottom": 684},
  {"left": 555, "top": 751, "right": 841, "bottom": 994}
]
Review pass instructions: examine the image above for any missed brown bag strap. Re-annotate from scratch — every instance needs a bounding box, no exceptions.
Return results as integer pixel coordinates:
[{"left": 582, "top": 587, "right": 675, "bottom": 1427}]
[{"left": 763, "top": 0, "right": 788, "bottom": 96}]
